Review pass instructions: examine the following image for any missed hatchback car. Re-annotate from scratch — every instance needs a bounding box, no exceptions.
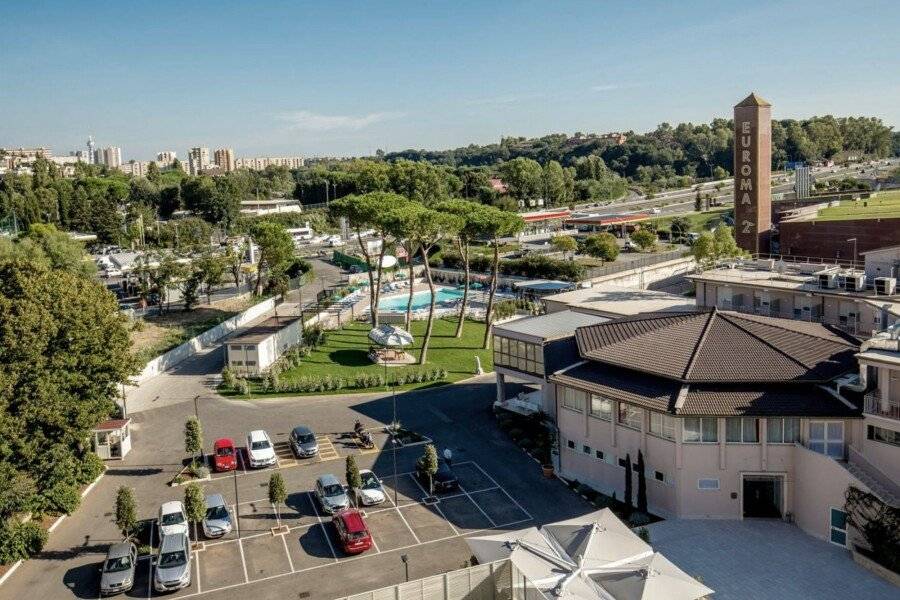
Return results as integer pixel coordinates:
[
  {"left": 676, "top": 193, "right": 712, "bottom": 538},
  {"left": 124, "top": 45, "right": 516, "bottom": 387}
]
[
  {"left": 416, "top": 457, "right": 459, "bottom": 493},
  {"left": 202, "top": 493, "right": 233, "bottom": 538},
  {"left": 354, "top": 469, "right": 386, "bottom": 506},
  {"left": 99, "top": 541, "right": 137, "bottom": 596},
  {"left": 314, "top": 474, "right": 350, "bottom": 514},
  {"left": 332, "top": 509, "right": 373, "bottom": 554},
  {"left": 157, "top": 501, "right": 188, "bottom": 538},
  {"left": 213, "top": 438, "right": 237, "bottom": 472},
  {"left": 246, "top": 430, "right": 277, "bottom": 468},
  {"left": 289, "top": 425, "right": 319, "bottom": 458},
  {"left": 153, "top": 532, "right": 191, "bottom": 592}
]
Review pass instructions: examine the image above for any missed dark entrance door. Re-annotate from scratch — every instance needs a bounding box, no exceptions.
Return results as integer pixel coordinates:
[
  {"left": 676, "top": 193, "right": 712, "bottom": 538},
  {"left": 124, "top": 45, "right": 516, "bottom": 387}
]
[{"left": 743, "top": 476, "right": 782, "bottom": 518}]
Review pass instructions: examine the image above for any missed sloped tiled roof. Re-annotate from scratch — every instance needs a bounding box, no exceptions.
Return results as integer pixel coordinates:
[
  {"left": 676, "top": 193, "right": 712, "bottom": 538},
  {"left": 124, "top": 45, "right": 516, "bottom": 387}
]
[
  {"left": 574, "top": 309, "right": 858, "bottom": 384},
  {"left": 551, "top": 362, "right": 680, "bottom": 413},
  {"left": 680, "top": 385, "right": 857, "bottom": 417}
]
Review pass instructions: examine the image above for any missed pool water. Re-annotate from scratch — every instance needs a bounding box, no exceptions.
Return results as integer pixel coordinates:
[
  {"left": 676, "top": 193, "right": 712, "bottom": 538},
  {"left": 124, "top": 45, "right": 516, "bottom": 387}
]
[{"left": 378, "top": 287, "right": 465, "bottom": 312}]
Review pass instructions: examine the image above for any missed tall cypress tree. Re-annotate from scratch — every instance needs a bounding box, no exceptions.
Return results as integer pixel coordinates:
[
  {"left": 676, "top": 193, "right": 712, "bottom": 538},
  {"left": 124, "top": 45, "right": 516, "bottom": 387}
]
[
  {"left": 637, "top": 450, "right": 648, "bottom": 514},
  {"left": 624, "top": 452, "right": 633, "bottom": 512}
]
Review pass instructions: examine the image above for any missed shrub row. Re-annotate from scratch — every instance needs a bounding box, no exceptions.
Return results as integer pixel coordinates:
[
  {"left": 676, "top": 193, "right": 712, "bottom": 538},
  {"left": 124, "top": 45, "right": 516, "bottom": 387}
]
[
  {"left": 259, "top": 368, "right": 448, "bottom": 394},
  {"left": 436, "top": 252, "right": 585, "bottom": 282}
]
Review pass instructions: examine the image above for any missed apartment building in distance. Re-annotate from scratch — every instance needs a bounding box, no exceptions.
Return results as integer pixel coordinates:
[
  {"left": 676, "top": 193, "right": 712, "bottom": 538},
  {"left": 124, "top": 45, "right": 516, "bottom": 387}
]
[
  {"left": 156, "top": 151, "right": 177, "bottom": 166},
  {"left": 235, "top": 155, "right": 304, "bottom": 170},
  {"left": 213, "top": 147, "right": 235, "bottom": 172},
  {"left": 549, "top": 307, "right": 900, "bottom": 548},
  {"left": 689, "top": 248, "right": 900, "bottom": 337},
  {"left": 188, "top": 146, "right": 210, "bottom": 175}
]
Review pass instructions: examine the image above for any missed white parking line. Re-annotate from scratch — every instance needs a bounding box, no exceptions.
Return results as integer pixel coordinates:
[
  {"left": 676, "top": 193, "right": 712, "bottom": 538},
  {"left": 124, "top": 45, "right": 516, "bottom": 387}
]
[
  {"left": 409, "top": 472, "right": 459, "bottom": 536},
  {"left": 393, "top": 505, "right": 421, "bottom": 545},
  {"left": 195, "top": 546, "right": 202, "bottom": 593},
  {"left": 457, "top": 482, "right": 497, "bottom": 528},
  {"left": 237, "top": 537, "right": 249, "bottom": 583},
  {"left": 174, "top": 515, "right": 532, "bottom": 599},
  {"left": 470, "top": 462, "right": 533, "bottom": 521},
  {"left": 280, "top": 533, "right": 295, "bottom": 573},
  {"left": 308, "top": 492, "right": 339, "bottom": 562}
]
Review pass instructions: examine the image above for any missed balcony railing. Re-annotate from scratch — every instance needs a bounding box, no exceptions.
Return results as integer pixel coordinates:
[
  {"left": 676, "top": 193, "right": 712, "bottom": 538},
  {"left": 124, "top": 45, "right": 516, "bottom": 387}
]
[{"left": 864, "top": 390, "right": 900, "bottom": 420}]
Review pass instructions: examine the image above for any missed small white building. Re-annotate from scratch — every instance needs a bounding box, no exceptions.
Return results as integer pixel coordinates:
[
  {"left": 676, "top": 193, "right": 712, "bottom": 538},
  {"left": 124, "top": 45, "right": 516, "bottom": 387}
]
[{"left": 226, "top": 316, "right": 302, "bottom": 376}]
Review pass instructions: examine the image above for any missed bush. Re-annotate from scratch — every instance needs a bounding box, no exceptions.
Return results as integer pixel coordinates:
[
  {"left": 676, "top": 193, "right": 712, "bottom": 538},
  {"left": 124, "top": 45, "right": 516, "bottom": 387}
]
[
  {"left": 44, "top": 481, "right": 81, "bottom": 515},
  {"left": 500, "top": 254, "right": 585, "bottom": 281},
  {"left": 0, "top": 520, "right": 48, "bottom": 564},
  {"left": 76, "top": 451, "right": 105, "bottom": 485},
  {"left": 629, "top": 511, "right": 651, "bottom": 527},
  {"left": 636, "top": 526, "right": 651, "bottom": 543},
  {"left": 189, "top": 463, "right": 210, "bottom": 479},
  {"left": 222, "top": 367, "right": 236, "bottom": 389}
]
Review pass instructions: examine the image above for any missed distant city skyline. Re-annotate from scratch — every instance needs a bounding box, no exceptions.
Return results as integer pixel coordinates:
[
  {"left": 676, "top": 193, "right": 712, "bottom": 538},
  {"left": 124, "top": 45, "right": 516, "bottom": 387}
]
[{"left": 1, "top": 1, "right": 898, "bottom": 160}]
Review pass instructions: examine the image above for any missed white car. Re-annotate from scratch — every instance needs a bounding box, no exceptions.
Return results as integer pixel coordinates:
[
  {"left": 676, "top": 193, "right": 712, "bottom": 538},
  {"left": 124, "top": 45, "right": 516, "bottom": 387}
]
[
  {"left": 246, "top": 430, "right": 277, "bottom": 468},
  {"left": 354, "top": 470, "right": 386, "bottom": 506},
  {"left": 157, "top": 501, "right": 188, "bottom": 538}
]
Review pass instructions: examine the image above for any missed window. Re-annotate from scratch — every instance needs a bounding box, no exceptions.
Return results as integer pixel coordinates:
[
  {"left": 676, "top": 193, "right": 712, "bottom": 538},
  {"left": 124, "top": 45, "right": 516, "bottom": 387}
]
[
  {"left": 649, "top": 412, "right": 676, "bottom": 440},
  {"left": 245, "top": 360, "right": 257, "bottom": 366},
  {"left": 868, "top": 425, "right": 900, "bottom": 447},
  {"left": 566, "top": 439, "right": 575, "bottom": 450},
  {"left": 617, "top": 457, "right": 629, "bottom": 469},
  {"left": 232, "top": 360, "right": 244, "bottom": 366},
  {"left": 617, "top": 404, "right": 643, "bottom": 430},
  {"left": 809, "top": 421, "right": 844, "bottom": 459},
  {"left": 654, "top": 471, "right": 665, "bottom": 482},
  {"left": 594, "top": 450, "right": 604, "bottom": 460},
  {"left": 493, "top": 335, "right": 545, "bottom": 375},
  {"left": 726, "top": 418, "right": 759, "bottom": 443},
  {"left": 766, "top": 417, "right": 800, "bottom": 444},
  {"left": 683, "top": 417, "right": 718, "bottom": 443},
  {"left": 582, "top": 445, "right": 591, "bottom": 455},
  {"left": 590, "top": 395, "right": 613, "bottom": 421},
  {"left": 829, "top": 508, "right": 847, "bottom": 547},
  {"left": 561, "top": 387, "right": 586, "bottom": 412},
  {"left": 698, "top": 478, "right": 719, "bottom": 490}
]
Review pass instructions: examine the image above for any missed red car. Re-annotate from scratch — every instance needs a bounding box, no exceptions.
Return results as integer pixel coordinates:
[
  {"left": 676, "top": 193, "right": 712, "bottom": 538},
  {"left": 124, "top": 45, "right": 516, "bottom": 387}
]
[
  {"left": 333, "top": 509, "right": 372, "bottom": 554},
  {"left": 213, "top": 438, "right": 237, "bottom": 472}
]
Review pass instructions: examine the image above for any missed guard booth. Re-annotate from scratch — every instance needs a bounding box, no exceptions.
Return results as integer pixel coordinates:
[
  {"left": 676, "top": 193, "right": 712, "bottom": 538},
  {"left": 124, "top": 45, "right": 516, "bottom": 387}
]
[{"left": 92, "top": 418, "right": 133, "bottom": 460}]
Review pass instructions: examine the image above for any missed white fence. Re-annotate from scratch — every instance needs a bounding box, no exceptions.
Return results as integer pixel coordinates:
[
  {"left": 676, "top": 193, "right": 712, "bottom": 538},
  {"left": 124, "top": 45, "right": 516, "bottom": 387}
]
[{"left": 135, "top": 297, "right": 277, "bottom": 382}]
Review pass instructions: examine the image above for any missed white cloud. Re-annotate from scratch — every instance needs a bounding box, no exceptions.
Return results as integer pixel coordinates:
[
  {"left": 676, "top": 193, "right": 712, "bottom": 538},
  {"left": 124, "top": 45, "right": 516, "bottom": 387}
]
[
  {"left": 277, "top": 110, "right": 403, "bottom": 131},
  {"left": 591, "top": 84, "right": 621, "bottom": 92}
]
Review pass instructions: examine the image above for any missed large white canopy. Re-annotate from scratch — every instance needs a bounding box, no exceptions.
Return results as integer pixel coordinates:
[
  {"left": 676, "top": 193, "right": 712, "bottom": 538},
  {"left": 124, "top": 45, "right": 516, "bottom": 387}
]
[
  {"left": 466, "top": 509, "right": 712, "bottom": 600},
  {"left": 368, "top": 324, "right": 414, "bottom": 348}
]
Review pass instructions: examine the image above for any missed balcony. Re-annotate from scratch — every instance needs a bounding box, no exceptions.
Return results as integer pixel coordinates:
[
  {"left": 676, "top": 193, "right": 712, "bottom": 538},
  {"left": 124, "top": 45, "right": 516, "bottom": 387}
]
[{"left": 864, "top": 390, "right": 900, "bottom": 420}]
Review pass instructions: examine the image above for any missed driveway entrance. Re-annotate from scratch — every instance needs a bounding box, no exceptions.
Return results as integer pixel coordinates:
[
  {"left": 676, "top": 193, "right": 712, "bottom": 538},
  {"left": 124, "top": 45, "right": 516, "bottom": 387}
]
[{"left": 742, "top": 474, "right": 783, "bottom": 518}]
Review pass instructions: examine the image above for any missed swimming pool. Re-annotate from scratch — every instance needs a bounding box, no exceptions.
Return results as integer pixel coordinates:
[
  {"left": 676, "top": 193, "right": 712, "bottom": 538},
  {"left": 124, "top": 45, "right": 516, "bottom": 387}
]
[{"left": 378, "top": 287, "right": 465, "bottom": 312}]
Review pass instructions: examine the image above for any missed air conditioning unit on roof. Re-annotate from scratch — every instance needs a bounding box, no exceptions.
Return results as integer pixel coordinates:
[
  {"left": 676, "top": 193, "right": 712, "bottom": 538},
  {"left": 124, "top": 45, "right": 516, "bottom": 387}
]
[
  {"left": 817, "top": 272, "right": 838, "bottom": 289},
  {"left": 838, "top": 272, "right": 866, "bottom": 292},
  {"left": 874, "top": 277, "right": 897, "bottom": 296}
]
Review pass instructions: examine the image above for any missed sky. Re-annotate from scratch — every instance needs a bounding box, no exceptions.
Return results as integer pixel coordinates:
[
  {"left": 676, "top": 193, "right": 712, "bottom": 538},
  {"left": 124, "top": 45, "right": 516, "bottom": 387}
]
[{"left": 2, "top": 0, "right": 898, "bottom": 161}]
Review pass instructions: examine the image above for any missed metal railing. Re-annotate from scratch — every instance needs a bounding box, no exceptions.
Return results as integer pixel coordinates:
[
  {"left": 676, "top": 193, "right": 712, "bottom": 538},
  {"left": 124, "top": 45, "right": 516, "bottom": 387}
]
[
  {"left": 582, "top": 249, "right": 690, "bottom": 280},
  {"left": 864, "top": 390, "right": 900, "bottom": 420}
]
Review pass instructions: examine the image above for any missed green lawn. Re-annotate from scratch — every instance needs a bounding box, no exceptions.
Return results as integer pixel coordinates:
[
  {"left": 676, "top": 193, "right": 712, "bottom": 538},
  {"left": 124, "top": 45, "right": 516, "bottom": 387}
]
[
  {"left": 652, "top": 208, "right": 730, "bottom": 233},
  {"left": 228, "top": 317, "right": 494, "bottom": 397},
  {"left": 815, "top": 190, "right": 900, "bottom": 221}
]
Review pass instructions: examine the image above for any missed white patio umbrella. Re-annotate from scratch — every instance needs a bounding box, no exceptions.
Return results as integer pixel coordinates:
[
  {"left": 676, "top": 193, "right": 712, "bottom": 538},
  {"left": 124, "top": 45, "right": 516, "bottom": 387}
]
[
  {"left": 368, "top": 324, "right": 414, "bottom": 348},
  {"left": 587, "top": 553, "right": 714, "bottom": 600}
]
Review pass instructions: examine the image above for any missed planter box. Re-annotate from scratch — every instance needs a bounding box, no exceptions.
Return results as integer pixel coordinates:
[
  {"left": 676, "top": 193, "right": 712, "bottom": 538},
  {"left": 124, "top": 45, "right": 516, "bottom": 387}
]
[{"left": 851, "top": 547, "right": 900, "bottom": 587}]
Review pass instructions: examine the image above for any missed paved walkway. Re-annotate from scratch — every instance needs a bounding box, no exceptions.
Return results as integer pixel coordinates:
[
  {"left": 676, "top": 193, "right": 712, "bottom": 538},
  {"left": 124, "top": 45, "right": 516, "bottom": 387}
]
[{"left": 647, "top": 519, "right": 896, "bottom": 599}]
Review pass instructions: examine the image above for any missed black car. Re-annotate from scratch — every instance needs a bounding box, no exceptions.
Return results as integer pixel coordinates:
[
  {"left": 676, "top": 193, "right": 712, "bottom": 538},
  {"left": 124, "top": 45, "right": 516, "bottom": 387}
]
[{"left": 416, "top": 458, "right": 458, "bottom": 492}]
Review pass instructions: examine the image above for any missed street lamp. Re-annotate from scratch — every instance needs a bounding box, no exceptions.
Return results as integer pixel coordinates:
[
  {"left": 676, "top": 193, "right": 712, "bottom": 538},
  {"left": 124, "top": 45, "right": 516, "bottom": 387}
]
[
  {"left": 400, "top": 554, "right": 409, "bottom": 582},
  {"left": 846, "top": 238, "right": 858, "bottom": 266}
]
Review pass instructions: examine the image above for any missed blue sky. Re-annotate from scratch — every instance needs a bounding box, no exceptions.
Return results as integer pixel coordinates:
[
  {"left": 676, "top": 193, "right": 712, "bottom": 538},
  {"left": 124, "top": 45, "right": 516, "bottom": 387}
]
[{"left": 2, "top": 0, "right": 898, "bottom": 160}]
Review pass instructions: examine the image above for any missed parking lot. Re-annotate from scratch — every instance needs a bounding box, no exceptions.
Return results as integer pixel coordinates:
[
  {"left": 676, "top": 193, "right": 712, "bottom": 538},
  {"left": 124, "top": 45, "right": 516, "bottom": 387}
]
[{"left": 128, "top": 458, "right": 529, "bottom": 599}]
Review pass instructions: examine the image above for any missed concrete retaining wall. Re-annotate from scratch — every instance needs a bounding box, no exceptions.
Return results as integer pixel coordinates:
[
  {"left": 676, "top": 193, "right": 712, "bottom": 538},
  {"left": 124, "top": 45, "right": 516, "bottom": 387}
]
[
  {"left": 135, "top": 297, "right": 277, "bottom": 382},
  {"left": 585, "top": 256, "right": 696, "bottom": 290}
]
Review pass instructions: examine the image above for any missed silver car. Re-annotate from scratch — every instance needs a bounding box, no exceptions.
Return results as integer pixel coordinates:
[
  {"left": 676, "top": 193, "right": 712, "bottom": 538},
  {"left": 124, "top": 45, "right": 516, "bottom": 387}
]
[
  {"left": 314, "top": 474, "right": 350, "bottom": 514},
  {"left": 202, "top": 493, "right": 233, "bottom": 538},
  {"left": 290, "top": 425, "right": 319, "bottom": 458},
  {"left": 99, "top": 541, "right": 137, "bottom": 595},
  {"left": 153, "top": 532, "right": 191, "bottom": 592}
]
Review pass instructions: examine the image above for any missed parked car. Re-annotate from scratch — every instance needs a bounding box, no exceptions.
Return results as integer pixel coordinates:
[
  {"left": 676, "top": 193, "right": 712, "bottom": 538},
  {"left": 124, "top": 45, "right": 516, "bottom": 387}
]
[
  {"left": 213, "top": 438, "right": 237, "bottom": 472},
  {"left": 99, "top": 541, "right": 137, "bottom": 596},
  {"left": 332, "top": 509, "right": 373, "bottom": 554},
  {"left": 315, "top": 474, "right": 350, "bottom": 514},
  {"left": 157, "top": 501, "right": 188, "bottom": 538},
  {"left": 354, "top": 469, "right": 386, "bottom": 506},
  {"left": 623, "top": 238, "right": 639, "bottom": 252},
  {"left": 153, "top": 532, "right": 191, "bottom": 592},
  {"left": 246, "top": 430, "right": 277, "bottom": 468},
  {"left": 289, "top": 425, "right": 319, "bottom": 458},
  {"left": 416, "top": 457, "right": 458, "bottom": 493},
  {"left": 202, "top": 494, "right": 233, "bottom": 538}
]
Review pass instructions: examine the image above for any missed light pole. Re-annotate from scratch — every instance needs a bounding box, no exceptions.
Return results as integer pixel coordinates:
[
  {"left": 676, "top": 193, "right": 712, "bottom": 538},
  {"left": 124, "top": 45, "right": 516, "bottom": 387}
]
[{"left": 401, "top": 554, "right": 409, "bottom": 582}]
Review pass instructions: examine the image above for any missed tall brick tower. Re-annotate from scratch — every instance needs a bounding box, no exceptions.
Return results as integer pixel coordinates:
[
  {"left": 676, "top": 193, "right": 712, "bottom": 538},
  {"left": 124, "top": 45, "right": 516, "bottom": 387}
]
[{"left": 733, "top": 93, "right": 772, "bottom": 254}]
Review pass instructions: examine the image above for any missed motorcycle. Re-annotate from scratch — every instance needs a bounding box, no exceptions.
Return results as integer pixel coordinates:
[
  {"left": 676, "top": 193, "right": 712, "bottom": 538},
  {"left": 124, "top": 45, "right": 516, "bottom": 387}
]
[{"left": 357, "top": 430, "right": 375, "bottom": 449}]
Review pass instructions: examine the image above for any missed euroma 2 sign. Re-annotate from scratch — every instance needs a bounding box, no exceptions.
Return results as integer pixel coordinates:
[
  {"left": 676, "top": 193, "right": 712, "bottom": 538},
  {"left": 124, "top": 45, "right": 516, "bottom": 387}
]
[{"left": 733, "top": 93, "right": 772, "bottom": 254}]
